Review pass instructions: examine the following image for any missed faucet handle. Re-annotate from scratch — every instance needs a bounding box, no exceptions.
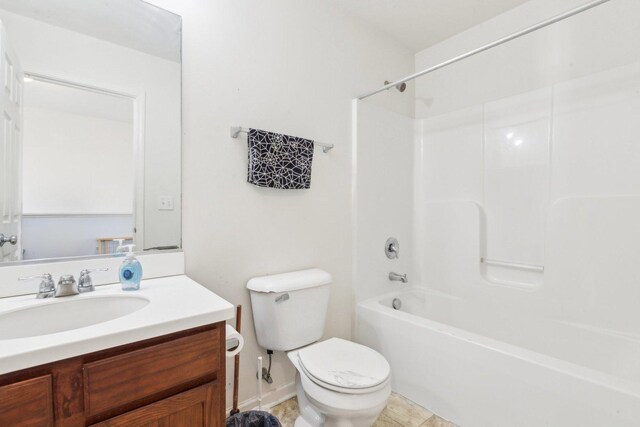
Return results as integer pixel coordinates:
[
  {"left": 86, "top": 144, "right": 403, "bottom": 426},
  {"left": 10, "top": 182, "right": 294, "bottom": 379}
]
[
  {"left": 78, "top": 268, "right": 109, "bottom": 293},
  {"left": 80, "top": 268, "right": 109, "bottom": 275},
  {"left": 385, "top": 237, "right": 399, "bottom": 259},
  {"left": 19, "top": 273, "right": 55, "bottom": 298},
  {"left": 19, "top": 273, "right": 52, "bottom": 281}
]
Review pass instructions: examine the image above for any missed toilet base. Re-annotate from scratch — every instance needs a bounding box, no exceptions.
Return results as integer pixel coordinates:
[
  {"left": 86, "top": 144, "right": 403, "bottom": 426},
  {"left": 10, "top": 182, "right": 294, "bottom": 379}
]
[{"left": 293, "top": 372, "right": 389, "bottom": 427}]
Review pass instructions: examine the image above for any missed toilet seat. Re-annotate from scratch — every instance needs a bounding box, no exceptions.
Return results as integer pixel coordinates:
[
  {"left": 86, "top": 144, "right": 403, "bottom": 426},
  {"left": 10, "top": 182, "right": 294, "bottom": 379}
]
[{"left": 296, "top": 338, "right": 390, "bottom": 394}]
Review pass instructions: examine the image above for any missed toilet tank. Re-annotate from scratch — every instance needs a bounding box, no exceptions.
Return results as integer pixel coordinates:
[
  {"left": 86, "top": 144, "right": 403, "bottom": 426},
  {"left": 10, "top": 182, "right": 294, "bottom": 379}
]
[{"left": 247, "top": 268, "right": 332, "bottom": 351}]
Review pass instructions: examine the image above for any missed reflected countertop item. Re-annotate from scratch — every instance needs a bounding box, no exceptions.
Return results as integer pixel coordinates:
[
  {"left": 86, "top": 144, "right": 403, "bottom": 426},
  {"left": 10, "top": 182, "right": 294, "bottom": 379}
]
[{"left": 0, "top": 275, "right": 234, "bottom": 375}]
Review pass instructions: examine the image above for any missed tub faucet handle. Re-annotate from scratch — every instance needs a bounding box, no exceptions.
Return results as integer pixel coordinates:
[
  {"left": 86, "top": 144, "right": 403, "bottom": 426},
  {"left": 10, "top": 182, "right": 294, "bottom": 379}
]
[{"left": 385, "top": 237, "right": 399, "bottom": 259}]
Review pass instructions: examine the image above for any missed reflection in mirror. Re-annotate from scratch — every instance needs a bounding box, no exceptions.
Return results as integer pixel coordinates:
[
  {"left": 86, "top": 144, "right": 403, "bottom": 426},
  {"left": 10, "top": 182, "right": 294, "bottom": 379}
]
[
  {"left": 0, "top": 0, "right": 181, "bottom": 264},
  {"left": 22, "top": 77, "right": 135, "bottom": 260}
]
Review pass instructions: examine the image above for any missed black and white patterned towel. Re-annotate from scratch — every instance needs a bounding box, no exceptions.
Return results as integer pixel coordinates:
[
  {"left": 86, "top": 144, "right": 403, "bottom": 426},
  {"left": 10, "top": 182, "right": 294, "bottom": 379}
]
[{"left": 247, "top": 128, "right": 314, "bottom": 189}]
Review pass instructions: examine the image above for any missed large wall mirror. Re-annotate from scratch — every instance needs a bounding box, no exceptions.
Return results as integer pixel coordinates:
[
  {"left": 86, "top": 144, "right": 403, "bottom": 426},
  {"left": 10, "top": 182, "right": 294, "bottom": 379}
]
[{"left": 0, "top": 0, "right": 181, "bottom": 264}]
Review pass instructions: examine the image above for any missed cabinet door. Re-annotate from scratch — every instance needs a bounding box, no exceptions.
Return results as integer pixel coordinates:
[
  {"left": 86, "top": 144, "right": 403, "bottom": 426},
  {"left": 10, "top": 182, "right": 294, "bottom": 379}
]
[
  {"left": 0, "top": 375, "right": 54, "bottom": 427},
  {"left": 89, "top": 382, "right": 222, "bottom": 427},
  {"left": 83, "top": 328, "right": 220, "bottom": 418}
]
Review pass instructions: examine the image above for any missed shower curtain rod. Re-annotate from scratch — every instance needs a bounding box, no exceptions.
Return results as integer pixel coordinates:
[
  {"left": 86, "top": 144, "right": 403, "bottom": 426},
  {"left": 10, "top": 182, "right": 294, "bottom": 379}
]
[{"left": 357, "top": 0, "right": 612, "bottom": 100}]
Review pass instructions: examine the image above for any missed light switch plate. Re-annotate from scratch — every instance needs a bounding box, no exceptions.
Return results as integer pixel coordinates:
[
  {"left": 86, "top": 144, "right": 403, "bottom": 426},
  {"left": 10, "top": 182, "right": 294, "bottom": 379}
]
[{"left": 158, "top": 197, "right": 174, "bottom": 211}]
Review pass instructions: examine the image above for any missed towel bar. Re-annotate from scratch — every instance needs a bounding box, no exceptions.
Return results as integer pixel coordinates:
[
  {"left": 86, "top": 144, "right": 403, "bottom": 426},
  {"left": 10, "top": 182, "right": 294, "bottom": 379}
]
[{"left": 230, "top": 126, "right": 334, "bottom": 153}]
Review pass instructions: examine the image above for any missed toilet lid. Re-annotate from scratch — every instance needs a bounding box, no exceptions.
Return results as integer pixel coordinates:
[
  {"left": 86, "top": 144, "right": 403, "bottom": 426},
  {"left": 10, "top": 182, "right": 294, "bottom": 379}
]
[{"left": 297, "top": 338, "right": 390, "bottom": 390}]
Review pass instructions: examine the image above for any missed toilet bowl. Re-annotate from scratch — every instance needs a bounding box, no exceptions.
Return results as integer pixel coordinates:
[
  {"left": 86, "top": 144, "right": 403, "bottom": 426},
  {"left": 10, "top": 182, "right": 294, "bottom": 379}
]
[
  {"left": 247, "top": 269, "right": 392, "bottom": 426},
  {"left": 287, "top": 338, "right": 391, "bottom": 427}
]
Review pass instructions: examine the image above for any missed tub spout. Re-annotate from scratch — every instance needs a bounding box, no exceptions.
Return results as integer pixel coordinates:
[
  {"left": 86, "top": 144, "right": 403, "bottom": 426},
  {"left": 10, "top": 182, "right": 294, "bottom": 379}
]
[{"left": 389, "top": 272, "right": 408, "bottom": 283}]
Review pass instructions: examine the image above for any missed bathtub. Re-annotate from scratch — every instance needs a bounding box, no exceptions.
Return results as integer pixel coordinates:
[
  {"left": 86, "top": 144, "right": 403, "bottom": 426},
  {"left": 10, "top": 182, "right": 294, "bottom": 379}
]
[{"left": 356, "top": 287, "right": 640, "bottom": 427}]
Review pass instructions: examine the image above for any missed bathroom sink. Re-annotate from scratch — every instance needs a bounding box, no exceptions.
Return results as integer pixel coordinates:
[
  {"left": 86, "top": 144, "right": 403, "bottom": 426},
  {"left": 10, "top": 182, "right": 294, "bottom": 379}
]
[
  {"left": 0, "top": 295, "right": 149, "bottom": 340},
  {"left": 0, "top": 275, "right": 235, "bottom": 375}
]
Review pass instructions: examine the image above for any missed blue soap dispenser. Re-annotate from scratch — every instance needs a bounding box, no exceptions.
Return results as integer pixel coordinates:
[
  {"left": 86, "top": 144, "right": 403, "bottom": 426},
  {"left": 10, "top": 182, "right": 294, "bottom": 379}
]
[{"left": 119, "top": 244, "right": 143, "bottom": 291}]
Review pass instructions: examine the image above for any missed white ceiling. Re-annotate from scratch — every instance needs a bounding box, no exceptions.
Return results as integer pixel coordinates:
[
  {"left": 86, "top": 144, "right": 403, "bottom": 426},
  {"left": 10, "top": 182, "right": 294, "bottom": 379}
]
[
  {"left": 328, "top": 0, "right": 530, "bottom": 52},
  {"left": 24, "top": 79, "right": 133, "bottom": 123},
  {"left": 0, "top": 0, "right": 181, "bottom": 62}
]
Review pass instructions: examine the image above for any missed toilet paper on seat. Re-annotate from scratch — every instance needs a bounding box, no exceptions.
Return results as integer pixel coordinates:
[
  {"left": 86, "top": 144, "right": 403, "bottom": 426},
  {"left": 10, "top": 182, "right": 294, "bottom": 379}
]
[{"left": 226, "top": 324, "right": 244, "bottom": 358}]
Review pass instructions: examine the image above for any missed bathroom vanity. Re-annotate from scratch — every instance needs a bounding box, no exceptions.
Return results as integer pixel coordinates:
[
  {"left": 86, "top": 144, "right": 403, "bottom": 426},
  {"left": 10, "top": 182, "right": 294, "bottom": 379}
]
[
  {"left": 0, "top": 1, "right": 224, "bottom": 424},
  {"left": 0, "top": 275, "right": 235, "bottom": 427},
  {"left": 0, "top": 324, "right": 224, "bottom": 426}
]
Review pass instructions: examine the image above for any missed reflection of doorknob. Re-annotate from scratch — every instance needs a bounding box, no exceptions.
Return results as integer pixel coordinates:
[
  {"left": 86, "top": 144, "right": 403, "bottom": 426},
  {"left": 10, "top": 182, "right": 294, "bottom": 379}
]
[{"left": 0, "top": 234, "right": 17, "bottom": 247}]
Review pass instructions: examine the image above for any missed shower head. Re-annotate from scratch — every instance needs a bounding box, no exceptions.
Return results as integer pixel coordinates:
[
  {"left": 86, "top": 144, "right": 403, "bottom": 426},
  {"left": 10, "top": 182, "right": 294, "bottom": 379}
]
[{"left": 384, "top": 80, "right": 407, "bottom": 93}]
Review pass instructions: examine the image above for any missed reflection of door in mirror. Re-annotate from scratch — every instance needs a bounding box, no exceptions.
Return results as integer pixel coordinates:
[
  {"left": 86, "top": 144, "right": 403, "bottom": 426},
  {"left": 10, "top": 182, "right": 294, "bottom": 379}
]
[
  {"left": 0, "top": 20, "right": 22, "bottom": 262},
  {"left": 20, "top": 78, "right": 135, "bottom": 260}
]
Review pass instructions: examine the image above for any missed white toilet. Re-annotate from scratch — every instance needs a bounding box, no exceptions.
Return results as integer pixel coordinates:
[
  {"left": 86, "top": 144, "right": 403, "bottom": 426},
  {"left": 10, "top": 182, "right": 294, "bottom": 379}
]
[{"left": 248, "top": 269, "right": 391, "bottom": 427}]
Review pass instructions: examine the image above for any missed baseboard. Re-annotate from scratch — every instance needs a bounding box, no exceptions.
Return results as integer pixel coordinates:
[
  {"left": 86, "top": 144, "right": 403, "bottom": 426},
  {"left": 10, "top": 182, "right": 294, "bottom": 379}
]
[{"left": 226, "top": 381, "right": 296, "bottom": 414}]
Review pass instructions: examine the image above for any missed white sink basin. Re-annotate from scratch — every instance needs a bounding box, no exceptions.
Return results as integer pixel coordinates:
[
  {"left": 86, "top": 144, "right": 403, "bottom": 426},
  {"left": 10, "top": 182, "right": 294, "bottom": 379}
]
[{"left": 0, "top": 295, "right": 150, "bottom": 340}]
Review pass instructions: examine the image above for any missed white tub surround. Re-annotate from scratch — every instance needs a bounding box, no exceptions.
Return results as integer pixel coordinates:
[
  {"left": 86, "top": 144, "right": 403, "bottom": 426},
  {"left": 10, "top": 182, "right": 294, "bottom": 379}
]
[
  {"left": 352, "top": 1, "right": 640, "bottom": 425},
  {"left": 0, "top": 275, "right": 234, "bottom": 375}
]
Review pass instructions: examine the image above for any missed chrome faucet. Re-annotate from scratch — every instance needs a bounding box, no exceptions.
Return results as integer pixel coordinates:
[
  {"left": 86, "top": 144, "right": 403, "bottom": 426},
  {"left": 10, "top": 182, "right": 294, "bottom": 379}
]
[
  {"left": 389, "top": 272, "right": 408, "bottom": 283},
  {"left": 19, "top": 273, "right": 56, "bottom": 299},
  {"left": 55, "top": 275, "right": 78, "bottom": 297},
  {"left": 78, "top": 268, "right": 109, "bottom": 293},
  {"left": 19, "top": 273, "right": 78, "bottom": 298}
]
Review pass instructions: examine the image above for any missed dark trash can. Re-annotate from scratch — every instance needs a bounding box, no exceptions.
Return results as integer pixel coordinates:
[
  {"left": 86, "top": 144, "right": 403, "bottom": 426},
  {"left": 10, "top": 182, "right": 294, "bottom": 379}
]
[{"left": 226, "top": 411, "right": 281, "bottom": 427}]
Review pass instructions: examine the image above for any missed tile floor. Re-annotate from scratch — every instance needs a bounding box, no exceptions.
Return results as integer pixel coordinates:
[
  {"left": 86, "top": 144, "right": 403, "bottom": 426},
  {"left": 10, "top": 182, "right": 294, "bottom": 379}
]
[{"left": 270, "top": 392, "right": 457, "bottom": 427}]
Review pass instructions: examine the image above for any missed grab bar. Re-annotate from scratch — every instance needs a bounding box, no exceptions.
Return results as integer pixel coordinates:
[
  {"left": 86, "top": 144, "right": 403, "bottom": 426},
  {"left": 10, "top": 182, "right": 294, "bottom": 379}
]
[{"left": 480, "top": 257, "right": 544, "bottom": 272}]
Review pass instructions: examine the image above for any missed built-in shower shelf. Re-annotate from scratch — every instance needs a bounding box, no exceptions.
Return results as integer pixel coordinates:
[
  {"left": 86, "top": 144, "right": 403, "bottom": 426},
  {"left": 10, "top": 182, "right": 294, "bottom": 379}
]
[
  {"left": 480, "top": 257, "right": 544, "bottom": 272},
  {"left": 480, "top": 257, "right": 544, "bottom": 290}
]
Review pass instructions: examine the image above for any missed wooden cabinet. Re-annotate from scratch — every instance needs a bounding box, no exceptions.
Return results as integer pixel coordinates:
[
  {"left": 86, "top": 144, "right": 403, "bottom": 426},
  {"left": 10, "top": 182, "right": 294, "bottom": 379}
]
[
  {"left": 90, "top": 382, "right": 220, "bottom": 427},
  {"left": 0, "top": 375, "right": 54, "bottom": 427},
  {"left": 0, "top": 323, "right": 225, "bottom": 427}
]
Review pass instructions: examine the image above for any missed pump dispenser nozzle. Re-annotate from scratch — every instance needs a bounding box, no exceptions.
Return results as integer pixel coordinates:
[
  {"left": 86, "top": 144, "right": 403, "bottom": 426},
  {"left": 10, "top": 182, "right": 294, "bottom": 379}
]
[{"left": 120, "top": 244, "right": 136, "bottom": 257}]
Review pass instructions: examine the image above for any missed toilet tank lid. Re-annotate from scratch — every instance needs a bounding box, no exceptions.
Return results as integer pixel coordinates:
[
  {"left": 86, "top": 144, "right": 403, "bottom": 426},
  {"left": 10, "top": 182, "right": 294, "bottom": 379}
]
[{"left": 247, "top": 268, "right": 332, "bottom": 293}]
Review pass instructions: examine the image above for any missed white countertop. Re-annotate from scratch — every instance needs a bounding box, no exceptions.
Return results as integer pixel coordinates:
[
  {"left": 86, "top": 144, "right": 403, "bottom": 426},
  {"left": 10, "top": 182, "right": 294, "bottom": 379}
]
[{"left": 0, "top": 275, "right": 235, "bottom": 375}]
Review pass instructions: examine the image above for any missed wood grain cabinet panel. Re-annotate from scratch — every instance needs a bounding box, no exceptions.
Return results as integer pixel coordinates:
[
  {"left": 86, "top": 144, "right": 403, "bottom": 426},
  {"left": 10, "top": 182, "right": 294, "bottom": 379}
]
[
  {"left": 0, "top": 375, "right": 54, "bottom": 427},
  {"left": 0, "top": 323, "right": 225, "bottom": 427},
  {"left": 89, "top": 382, "right": 219, "bottom": 427},
  {"left": 83, "top": 328, "right": 221, "bottom": 418}
]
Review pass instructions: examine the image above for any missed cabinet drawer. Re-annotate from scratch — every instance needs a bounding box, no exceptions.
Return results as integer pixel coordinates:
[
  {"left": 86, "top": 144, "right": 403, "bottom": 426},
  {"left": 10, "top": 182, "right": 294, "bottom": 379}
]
[
  {"left": 83, "top": 327, "right": 221, "bottom": 417},
  {"left": 89, "top": 382, "right": 218, "bottom": 427},
  {"left": 0, "top": 375, "right": 54, "bottom": 427}
]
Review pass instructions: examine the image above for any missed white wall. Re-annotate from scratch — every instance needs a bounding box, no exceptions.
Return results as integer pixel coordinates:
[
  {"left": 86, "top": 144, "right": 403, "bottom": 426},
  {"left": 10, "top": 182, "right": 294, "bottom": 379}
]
[
  {"left": 145, "top": 0, "right": 414, "bottom": 410},
  {"left": 414, "top": 0, "right": 640, "bottom": 330},
  {"left": 22, "top": 107, "right": 133, "bottom": 214},
  {"left": 0, "top": 9, "right": 181, "bottom": 249}
]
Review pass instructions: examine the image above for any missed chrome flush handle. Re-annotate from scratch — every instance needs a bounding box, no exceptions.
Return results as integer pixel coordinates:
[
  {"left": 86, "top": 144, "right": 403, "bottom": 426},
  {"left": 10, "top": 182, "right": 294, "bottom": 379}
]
[{"left": 275, "top": 293, "right": 290, "bottom": 303}]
